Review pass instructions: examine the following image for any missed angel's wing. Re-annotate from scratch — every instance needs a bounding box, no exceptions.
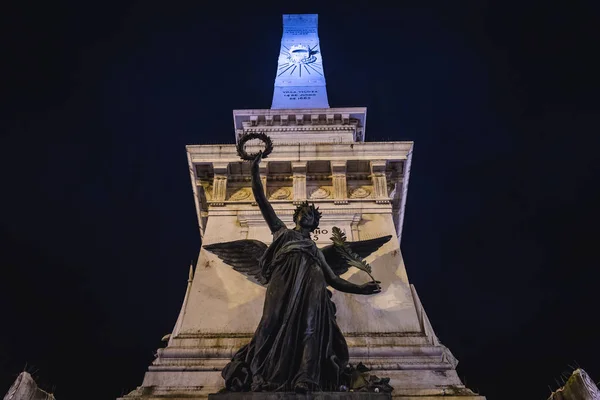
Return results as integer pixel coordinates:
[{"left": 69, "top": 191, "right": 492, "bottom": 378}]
[
  {"left": 203, "top": 239, "right": 269, "bottom": 285},
  {"left": 321, "top": 235, "right": 393, "bottom": 276}
]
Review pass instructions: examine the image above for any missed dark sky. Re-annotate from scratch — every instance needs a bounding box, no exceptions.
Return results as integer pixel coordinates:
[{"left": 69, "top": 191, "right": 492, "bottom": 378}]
[{"left": 1, "top": 2, "right": 599, "bottom": 399}]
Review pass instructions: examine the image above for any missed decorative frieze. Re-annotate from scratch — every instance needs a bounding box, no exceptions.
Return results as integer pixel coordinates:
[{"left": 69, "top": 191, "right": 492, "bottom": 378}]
[
  {"left": 188, "top": 142, "right": 413, "bottom": 164},
  {"left": 229, "top": 188, "right": 252, "bottom": 201},
  {"left": 268, "top": 187, "right": 292, "bottom": 200},
  {"left": 349, "top": 186, "right": 372, "bottom": 199},
  {"left": 242, "top": 125, "right": 357, "bottom": 132},
  {"left": 309, "top": 186, "right": 331, "bottom": 199},
  {"left": 194, "top": 158, "right": 399, "bottom": 206}
]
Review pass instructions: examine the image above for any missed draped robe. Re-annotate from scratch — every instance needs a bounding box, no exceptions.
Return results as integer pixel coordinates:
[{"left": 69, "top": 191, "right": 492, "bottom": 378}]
[{"left": 222, "top": 227, "right": 349, "bottom": 392}]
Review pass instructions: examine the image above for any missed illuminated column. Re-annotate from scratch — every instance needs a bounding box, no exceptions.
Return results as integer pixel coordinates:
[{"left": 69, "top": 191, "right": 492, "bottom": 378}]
[
  {"left": 370, "top": 160, "right": 388, "bottom": 199},
  {"left": 292, "top": 161, "right": 307, "bottom": 203},
  {"left": 211, "top": 162, "right": 228, "bottom": 205},
  {"left": 331, "top": 160, "right": 348, "bottom": 204}
]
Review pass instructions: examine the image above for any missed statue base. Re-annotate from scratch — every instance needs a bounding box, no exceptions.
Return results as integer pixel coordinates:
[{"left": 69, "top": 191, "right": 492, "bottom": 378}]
[{"left": 208, "top": 392, "right": 391, "bottom": 400}]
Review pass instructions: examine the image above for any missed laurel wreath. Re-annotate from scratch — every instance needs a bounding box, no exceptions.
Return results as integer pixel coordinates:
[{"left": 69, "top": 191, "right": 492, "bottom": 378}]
[{"left": 236, "top": 132, "right": 274, "bottom": 161}]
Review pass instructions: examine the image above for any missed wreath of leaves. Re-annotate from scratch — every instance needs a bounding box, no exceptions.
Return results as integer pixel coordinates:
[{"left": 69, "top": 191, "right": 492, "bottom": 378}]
[{"left": 236, "top": 132, "right": 274, "bottom": 161}]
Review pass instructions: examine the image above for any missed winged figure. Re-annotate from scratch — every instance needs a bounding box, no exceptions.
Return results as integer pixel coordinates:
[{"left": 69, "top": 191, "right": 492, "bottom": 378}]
[
  {"left": 204, "top": 235, "right": 391, "bottom": 286},
  {"left": 204, "top": 150, "right": 392, "bottom": 394}
]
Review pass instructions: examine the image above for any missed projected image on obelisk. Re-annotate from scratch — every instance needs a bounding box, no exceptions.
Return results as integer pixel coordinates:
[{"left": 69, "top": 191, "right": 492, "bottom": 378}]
[{"left": 272, "top": 14, "right": 329, "bottom": 109}]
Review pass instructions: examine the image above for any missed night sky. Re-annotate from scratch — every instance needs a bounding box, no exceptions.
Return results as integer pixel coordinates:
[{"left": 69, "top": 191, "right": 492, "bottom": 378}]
[{"left": 2, "top": 2, "right": 599, "bottom": 399}]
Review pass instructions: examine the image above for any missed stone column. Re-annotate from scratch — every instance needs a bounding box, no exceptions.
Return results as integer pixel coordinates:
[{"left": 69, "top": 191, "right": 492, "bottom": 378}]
[
  {"left": 370, "top": 160, "right": 388, "bottom": 199},
  {"left": 211, "top": 162, "right": 229, "bottom": 205},
  {"left": 331, "top": 160, "right": 348, "bottom": 204},
  {"left": 292, "top": 161, "right": 307, "bottom": 204}
]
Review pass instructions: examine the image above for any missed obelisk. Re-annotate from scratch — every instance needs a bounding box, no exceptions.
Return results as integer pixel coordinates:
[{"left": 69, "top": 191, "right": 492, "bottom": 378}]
[{"left": 271, "top": 14, "right": 329, "bottom": 109}]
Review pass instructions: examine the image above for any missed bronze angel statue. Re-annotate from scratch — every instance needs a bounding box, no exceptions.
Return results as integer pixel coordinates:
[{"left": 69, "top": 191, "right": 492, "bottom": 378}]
[{"left": 204, "top": 147, "right": 391, "bottom": 394}]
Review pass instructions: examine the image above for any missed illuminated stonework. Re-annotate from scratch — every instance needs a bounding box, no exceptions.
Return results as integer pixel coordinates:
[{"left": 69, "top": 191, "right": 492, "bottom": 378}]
[{"left": 271, "top": 14, "right": 329, "bottom": 109}]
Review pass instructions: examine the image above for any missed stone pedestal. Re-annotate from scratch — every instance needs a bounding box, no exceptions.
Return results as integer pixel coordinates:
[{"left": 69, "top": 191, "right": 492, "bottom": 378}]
[{"left": 209, "top": 393, "right": 391, "bottom": 400}]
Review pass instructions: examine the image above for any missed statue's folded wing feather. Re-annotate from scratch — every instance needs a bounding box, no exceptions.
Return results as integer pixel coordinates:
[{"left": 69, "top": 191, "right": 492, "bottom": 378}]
[
  {"left": 347, "top": 235, "right": 393, "bottom": 259},
  {"left": 321, "top": 235, "right": 393, "bottom": 276},
  {"left": 203, "top": 240, "right": 269, "bottom": 285}
]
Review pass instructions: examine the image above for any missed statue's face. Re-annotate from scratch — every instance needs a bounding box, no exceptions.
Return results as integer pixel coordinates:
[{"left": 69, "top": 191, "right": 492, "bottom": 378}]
[{"left": 297, "top": 208, "right": 317, "bottom": 230}]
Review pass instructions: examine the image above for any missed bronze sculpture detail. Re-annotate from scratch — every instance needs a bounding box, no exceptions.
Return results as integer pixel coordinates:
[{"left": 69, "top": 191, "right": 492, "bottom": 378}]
[{"left": 204, "top": 135, "right": 392, "bottom": 394}]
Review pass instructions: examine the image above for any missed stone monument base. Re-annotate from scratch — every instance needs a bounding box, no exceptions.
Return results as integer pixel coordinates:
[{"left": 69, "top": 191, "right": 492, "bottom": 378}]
[
  {"left": 209, "top": 393, "right": 391, "bottom": 400},
  {"left": 118, "top": 285, "right": 486, "bottom": 400},
  {"left": 121, "top": 390, "right": 484, "bottom": 400}
]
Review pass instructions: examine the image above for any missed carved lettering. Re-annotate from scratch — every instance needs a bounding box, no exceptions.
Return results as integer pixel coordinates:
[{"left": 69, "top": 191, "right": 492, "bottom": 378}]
[
  {"left": 282, "top": 89, "right": 319, "bottom": 101},
  {"left": 310, "top": 228, "right": 340, "bottom": 242}
]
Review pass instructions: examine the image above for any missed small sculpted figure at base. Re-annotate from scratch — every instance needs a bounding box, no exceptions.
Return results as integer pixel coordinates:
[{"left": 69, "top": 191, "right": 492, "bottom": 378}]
[{"left": 204, "top": 140, "right": 392, "bottom": 394}]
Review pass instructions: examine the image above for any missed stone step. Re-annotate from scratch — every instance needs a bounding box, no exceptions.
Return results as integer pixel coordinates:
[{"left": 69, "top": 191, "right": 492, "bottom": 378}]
[{"left": 155, "top": 344, "right": 445, "bottom": 361}]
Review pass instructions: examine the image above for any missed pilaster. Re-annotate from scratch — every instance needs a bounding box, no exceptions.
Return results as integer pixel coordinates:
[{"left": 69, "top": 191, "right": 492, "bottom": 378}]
[
  {"left": 212, "top": 162, "right": 229, "bottom": 206},
  {"left": 292, "top": 161, "right": 307, "bottom": 203},
  {"left": 370, "top": 160, "right": 388, "bottom": 201},
  {"left": 331, "top": 160, "right": 348, "bottom": 205}
]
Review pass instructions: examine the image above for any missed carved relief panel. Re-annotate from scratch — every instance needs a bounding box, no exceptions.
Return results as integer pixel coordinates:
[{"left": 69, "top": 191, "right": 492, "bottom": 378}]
[
  {"left": 228, "top": 187, "right": 252, "bottom": 201},
  {"left": 307, "top": 185, "right": 333, "bottom": 200},
  {"left": 268, "top": 186, "right": 293, "bottom": 200},
  {"left": 348, "top": 186, "right": 373, "bottom": 199}
]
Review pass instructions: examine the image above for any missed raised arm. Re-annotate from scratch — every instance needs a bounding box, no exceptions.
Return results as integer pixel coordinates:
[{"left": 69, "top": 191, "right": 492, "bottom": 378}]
[
  {"left": 251, "top": 152, "right": 285, "bottom": 233},
  {"left": 316, "top": 249, "right": 381, "bottom": 295}
]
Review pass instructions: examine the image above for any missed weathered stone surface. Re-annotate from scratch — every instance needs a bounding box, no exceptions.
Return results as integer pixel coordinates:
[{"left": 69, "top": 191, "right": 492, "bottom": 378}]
[
  {"left": 548, "top": 369, "right": 600, "bottom": 400},
  {"left": 3, "top": 371, "right": 56, "bottom": 400},
  {"left": 209, "top": 393, "right": 391, "bottom": 400}
]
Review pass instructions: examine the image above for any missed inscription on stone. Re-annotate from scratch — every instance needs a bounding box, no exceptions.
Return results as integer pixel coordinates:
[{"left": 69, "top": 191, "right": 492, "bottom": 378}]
[
  {"left": 282, "top": 89, "right": 319, "bottom": 101},
  {"left": 311, "top": 227, "right": 346, "bottom": 242},
  {"left": 285, "top": 28, "right": 317, "bottom": 36}
]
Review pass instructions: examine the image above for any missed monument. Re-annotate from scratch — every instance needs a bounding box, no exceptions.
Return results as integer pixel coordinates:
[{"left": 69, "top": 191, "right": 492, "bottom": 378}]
[{"left": 119, "top": 14, "right": 485, "bottom": 400}]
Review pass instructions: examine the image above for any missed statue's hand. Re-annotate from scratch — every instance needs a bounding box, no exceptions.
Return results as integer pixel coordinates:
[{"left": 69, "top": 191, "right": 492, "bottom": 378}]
[
  {"left": 359, "top": 280, "right": 382, "bottom": 295},
  {"left": 251, "top": 150, "right": 263, "bottom": 174}
]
